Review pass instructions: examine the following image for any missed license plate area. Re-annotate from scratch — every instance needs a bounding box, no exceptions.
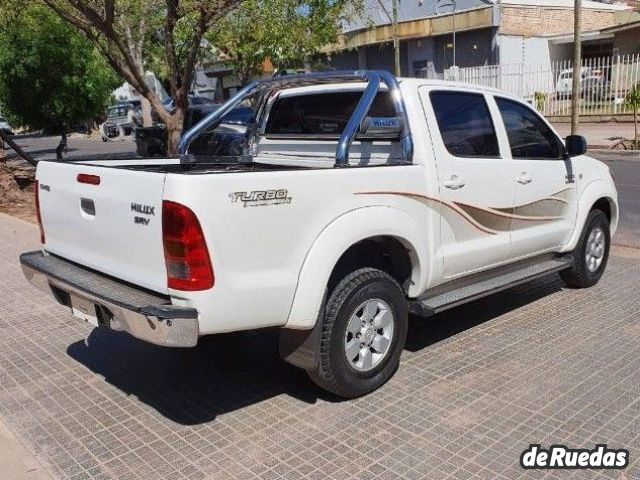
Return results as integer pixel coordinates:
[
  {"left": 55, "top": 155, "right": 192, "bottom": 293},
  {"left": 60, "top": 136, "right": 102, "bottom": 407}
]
[{"left": 70, "top": 294, "right": 99, "bottom": 327}]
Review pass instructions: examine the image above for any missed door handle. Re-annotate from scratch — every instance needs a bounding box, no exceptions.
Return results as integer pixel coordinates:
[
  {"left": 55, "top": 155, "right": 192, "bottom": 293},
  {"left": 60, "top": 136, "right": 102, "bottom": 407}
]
[
  {"left": 443, "top": 175, "right": 466, "bottom": 190},
  {"left": 517, "top": 173, "right": 532, "bottom": 185}
]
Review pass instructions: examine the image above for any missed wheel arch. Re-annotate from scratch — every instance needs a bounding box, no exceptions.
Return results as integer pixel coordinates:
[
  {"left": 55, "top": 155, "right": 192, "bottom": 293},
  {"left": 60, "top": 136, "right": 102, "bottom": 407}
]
[
  {"left": 284, "top": 206, "right": 428, "bottom": 330},
  {"left": 562, "top": 180, "right": 618, "bottom": 253}
]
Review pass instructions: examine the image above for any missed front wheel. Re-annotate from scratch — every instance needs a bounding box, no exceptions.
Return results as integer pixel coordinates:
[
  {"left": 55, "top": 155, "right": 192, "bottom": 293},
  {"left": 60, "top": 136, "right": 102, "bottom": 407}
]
[
  {"left": 561, "top": 209, "right": 610, "bottom": 288},
  {"left": 307, "top": 268, "right": 408, "bottom": 398}
]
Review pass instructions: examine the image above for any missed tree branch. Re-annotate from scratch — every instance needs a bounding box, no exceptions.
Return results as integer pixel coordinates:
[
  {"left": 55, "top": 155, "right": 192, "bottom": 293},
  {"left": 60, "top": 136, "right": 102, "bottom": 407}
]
[{"left": 0, "top": 131, "right": 37, "bottom": 166}]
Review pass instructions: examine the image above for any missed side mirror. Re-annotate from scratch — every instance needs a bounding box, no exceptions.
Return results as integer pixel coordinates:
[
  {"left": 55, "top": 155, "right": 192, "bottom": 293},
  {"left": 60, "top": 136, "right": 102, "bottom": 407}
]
[{"left": 565, "top": 135, "right": 587, "bottom": 157}]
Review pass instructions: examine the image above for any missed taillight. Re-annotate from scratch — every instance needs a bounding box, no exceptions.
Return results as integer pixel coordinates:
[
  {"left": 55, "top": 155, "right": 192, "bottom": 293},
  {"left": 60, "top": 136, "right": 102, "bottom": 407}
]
[
  {"left": 77, "top": 174, "right": 101, "bottom": 185},
  {"left": 35, "top": 180, "right": 45, "bottom": 244},
  {"left": 162, "top": 201, "right": 214, "bottom": 291}
]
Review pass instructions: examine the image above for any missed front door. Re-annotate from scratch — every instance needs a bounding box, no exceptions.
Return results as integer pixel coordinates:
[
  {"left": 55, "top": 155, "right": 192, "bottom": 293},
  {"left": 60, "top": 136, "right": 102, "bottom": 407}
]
[
  {"left": 421, "top": 88, "right": 516, "bottom": 278},
  {"left": 492, "top": 96, "right": 577, "bottom": 258}
]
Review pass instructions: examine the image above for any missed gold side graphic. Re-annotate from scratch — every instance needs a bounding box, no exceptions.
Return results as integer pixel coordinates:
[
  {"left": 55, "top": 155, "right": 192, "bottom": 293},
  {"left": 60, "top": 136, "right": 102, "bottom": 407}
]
[{"left": 355, "top": 190, "right": 571, "bottom": 236}]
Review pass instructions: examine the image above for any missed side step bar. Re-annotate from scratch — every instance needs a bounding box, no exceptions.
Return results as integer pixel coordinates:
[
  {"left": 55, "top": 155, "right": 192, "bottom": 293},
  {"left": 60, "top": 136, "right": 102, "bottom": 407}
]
[{"left": 409, "top": 254, "right": 575, "bottom": 317}]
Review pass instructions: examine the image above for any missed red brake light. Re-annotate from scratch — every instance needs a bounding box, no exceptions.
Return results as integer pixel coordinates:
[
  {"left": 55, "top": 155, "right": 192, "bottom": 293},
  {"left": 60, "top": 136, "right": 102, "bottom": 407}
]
[
  {"left": 162, "top": 201, "right": 214, "bottom": 291},
  {"left": 77, "top": 174, "right": 101, "bottom": 185},
  {"left": 35, "top": 180, "right": 45, "bottom": 244}
]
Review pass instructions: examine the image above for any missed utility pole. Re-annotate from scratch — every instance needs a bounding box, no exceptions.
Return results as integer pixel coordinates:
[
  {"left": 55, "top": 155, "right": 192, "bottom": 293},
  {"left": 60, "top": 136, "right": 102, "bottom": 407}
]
[
  {"left": 452, "top": 0, "right": 457, "bottom": 67},
  {"left": 377, "top": 0, "right": 401, "bottom": 76},
  {"left": 436, "top": 0, "right": 457, "bottom": 68},
  {"left": 571, "top": 0, "right": 582, "bottom": 135},
  {"left": 392, "top": 0, "right": 401, "bottom": 76}
]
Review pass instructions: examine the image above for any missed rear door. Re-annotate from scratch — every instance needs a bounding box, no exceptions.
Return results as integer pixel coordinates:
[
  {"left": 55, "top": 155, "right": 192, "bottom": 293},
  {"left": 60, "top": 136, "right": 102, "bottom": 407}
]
[
  {"left": 492, "top": 96, "right": 577, "bottom": 257},
  {"left": 420, "top": 87, "right": 516, "bottom": 278},
  {"left": 37, "top": 161, "right": 168, "bottom": 293}
]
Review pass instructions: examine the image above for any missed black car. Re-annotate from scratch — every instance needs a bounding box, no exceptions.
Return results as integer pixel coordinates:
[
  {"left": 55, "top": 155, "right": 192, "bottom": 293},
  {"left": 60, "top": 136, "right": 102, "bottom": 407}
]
[{"left": 136, "top": 102, "right": 255, "bottom": 157}]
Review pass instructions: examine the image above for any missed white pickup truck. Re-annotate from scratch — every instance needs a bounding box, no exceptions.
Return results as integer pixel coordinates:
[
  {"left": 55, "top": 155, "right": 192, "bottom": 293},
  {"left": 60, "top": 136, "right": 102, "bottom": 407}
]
[{"left": 21, "top": 71, "right": 618, "bottom": 398}]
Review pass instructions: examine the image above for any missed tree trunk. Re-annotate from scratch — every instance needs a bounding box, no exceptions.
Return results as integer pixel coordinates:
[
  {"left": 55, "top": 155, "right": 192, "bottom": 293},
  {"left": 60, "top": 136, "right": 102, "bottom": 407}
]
[
  {"left": 634, "top": 108, "right": 638, "bottom": 148},
  {"left": 165, "top": 112, "right": 184, "bottom": 156},
  {"left": 141, "top": 97, "right": 153, "bottom": 127},
  {"left": 56, "top": 132, "right": 68, "bottom": 160}
]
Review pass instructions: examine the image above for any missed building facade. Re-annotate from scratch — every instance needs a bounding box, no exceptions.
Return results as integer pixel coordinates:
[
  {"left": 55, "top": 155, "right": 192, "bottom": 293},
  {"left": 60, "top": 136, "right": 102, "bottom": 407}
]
[{"left": 323, "top": 0, "right": 637, "bottom": 76}]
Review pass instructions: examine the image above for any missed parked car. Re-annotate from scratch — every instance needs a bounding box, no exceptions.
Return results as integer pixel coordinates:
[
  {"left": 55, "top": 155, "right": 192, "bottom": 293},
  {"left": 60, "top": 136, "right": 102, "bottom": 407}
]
[
  {"left": 0, "top": 117, "right": 14, "bottom": 135},
  {"left": 137, "top": 97, "right": 219, "bottom": 156},
  {"left": 100, "top": 101, "right": 142, "bottom": 141},
  {"left": 21, "top": 71, "right": 618, "bottom": 398},
  {"left": 136, "top": 104, "right": 255, "bottom": 157},
  {"left": 556, "top": 67, "right": 608, "bottom": 99}
]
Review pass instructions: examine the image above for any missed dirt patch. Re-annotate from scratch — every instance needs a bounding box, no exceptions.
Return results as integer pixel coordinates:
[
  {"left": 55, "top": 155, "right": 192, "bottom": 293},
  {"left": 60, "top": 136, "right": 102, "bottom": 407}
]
[{"left": 0, "top": 164, "right": 36, "bottom": 223}]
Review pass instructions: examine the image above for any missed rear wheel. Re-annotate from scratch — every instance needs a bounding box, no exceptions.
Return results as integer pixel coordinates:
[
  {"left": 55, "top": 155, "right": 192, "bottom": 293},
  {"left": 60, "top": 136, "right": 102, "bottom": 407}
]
[
  {"left": 307, "top": 268, "right": 407, "bottom": 398},
  {"left": 561, "top": 209, "right": 610, "bottom": 288}
]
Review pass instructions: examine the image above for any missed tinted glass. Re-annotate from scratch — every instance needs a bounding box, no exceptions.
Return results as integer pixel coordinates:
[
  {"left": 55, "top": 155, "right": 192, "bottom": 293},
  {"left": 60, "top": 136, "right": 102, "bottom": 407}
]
[
  {"left": 222, "top": 106, "right": 255, "bottom": 125},
  {"left": 265, "top": 91, "right": 395, "bottom": 136},
  {"left": 430, "top": 91, "right": 499, "bottom": 157},
  {"left": 496, "top": 98, "right": 562, "bottom": 159}
]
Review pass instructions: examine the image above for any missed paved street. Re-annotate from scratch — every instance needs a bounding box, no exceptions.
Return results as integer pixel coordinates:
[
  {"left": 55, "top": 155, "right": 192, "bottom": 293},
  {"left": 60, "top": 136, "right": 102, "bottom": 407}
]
[
  {"left": 592, "top": 151, "right": 640, "bottom": 250},
  {"left": 1, "top": 213, "right": 640, "bottom": 479},
  {"left": 3, "top": 133, "right": 137, "bottom": 167}
]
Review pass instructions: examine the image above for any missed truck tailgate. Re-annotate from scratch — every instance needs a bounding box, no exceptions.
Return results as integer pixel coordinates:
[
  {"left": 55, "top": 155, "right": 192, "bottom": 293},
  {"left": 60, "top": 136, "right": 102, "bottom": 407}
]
[{"left": 37, "top": 161, "right": 168, "bottom": 294}]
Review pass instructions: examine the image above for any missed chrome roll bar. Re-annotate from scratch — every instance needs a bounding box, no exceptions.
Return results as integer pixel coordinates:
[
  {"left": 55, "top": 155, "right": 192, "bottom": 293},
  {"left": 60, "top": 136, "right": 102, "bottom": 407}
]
[{"left": 178, "top": 70, "right": 413, "bottom": 167}]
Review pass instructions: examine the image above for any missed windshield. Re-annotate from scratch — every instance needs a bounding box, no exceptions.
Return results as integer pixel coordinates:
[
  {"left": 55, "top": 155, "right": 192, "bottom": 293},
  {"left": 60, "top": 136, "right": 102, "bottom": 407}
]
[{"left": 107, "top": 107, "right": 129, "bottom": 119}]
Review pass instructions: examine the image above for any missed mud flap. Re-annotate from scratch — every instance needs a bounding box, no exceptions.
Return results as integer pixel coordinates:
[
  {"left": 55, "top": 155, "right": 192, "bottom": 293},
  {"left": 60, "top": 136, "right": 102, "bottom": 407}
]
[{"left": 278, "top": 322, "right": 321, "bottom": 371}]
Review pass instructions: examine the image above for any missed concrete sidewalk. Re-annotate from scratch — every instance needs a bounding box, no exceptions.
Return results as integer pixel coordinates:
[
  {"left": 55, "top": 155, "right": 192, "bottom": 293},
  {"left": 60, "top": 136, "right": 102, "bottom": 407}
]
[{"left": 551, "top": 122, "right": 637, "bottom": 149}]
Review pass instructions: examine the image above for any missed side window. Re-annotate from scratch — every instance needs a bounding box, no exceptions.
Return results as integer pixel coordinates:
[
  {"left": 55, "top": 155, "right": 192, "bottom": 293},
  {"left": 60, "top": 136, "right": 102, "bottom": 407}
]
[
  {"left": 496, "top": 97, "right": 563, "bottom": 160},
  {"left": 430, "top": 91, "right": 500, "bottom": 158}
]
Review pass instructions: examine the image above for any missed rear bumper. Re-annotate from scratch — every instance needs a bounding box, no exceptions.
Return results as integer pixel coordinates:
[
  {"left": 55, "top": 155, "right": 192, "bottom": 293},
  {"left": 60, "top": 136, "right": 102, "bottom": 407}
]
[{"left": 20, "top": 251, "right": 199, "bottom": 347}]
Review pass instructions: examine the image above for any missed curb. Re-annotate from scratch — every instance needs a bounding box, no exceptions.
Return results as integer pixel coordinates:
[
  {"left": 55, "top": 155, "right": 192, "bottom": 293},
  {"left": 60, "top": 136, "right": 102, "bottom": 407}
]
[{"left": 588, "top": 148, "right": 640, "bottom": 159}]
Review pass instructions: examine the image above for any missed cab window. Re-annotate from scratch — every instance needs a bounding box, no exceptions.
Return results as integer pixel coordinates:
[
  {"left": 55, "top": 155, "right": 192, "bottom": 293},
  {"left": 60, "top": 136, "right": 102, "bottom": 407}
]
[
  {"left": 430, "top": 91, "right": 500, "bottom": 158},
  {"left": 495, "top": 97, "right": 563, "bottom": 160},
  {"left": 265, "top": 91, "right": 395, "bottom": 137}
]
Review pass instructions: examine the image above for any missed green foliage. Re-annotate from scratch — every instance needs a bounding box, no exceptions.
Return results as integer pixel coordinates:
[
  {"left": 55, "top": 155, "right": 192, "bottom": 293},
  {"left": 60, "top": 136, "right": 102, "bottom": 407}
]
[
  {"left": 624, "top": 84, "right": 640, "bottom": 112},
  {"left": 209, "top": 0, "right": 350, "bottom": 84},
  {"left": 534, "top": 91, "right": 547, "bottom": 112},
  {"left": 38, "top": 0, "right": 247, "bottom": 153},
  {"left": 625, "top": 84, "right": 640, "bottom": 148},
  {"left": 0, "top": 5, "right": 119, "bottom": 133}
]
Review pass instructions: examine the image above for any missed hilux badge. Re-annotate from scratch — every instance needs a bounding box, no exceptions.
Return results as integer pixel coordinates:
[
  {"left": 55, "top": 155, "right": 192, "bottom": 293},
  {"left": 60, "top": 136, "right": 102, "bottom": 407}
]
[
  {"left": 131, "top": 203, "right": 154, "bottom": 226},
  {"left": 131, "top": 203, "right": 155, "bottom": 216}
]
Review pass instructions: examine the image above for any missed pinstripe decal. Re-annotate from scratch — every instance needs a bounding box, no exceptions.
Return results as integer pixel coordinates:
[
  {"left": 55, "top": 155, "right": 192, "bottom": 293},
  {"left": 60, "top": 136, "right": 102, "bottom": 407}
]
[{"left": 355, "top": 189, "right": 571, "bottom": 236}]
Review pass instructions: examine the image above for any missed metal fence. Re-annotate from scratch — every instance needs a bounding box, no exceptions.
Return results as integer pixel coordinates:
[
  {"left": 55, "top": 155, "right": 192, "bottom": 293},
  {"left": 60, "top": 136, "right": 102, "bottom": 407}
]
[{"left": 442, "top": 54, "right": 640, "bottom": 117}]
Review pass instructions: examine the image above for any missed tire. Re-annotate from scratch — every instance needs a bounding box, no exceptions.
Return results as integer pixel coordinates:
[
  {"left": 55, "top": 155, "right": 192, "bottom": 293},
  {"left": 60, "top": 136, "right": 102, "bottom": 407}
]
[
  {"left": 307, "top": 268, "right": 408, "bottom": 398},
  {"left": 560, "top": 209, "right": 610, "bottom": 288}
]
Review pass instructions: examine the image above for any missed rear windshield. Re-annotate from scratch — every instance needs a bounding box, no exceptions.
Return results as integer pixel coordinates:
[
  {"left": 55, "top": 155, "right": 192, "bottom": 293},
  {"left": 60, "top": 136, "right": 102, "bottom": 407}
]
[{"left": 265, "top": 91, "right": 395, "bottom": 136}]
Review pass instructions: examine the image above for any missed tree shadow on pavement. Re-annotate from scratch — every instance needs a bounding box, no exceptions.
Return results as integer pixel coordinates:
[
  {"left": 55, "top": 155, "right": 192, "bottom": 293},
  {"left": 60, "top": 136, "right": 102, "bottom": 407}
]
[{"left": 67, "top": 275, "right": 564, "bottom": 425}]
